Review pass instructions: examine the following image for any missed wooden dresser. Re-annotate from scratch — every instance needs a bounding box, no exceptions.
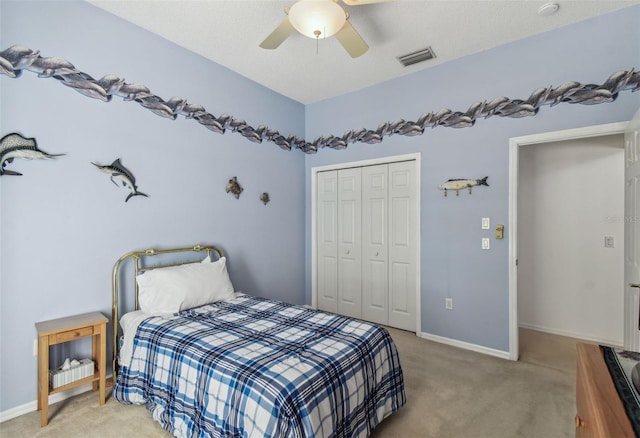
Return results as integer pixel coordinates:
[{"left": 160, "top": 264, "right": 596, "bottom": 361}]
[{"left": 575, "top": 343, "right": 635, "bottom": 437}]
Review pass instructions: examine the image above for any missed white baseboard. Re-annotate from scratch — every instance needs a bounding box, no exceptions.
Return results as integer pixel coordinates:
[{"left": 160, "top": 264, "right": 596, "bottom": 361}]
[
  {"left": 0, "top": 374, "right": 112, "bottom": 424},
  {"left": 518, "top": 322, "right": 622, "bottom": 347},
  {"left": 420, "top": 332, "right": 512, "bottom": 361}
]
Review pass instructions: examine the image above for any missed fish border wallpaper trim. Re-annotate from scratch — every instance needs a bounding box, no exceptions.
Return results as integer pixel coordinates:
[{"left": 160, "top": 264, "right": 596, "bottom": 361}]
[{"left": 1, "top": 45, "right": 638, "bottom": 154}]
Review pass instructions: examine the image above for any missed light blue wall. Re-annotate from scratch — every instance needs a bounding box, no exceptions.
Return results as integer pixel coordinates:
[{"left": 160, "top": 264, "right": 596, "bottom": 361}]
[
  {"left": 1, "top": 0, "right": 639, "bottom": 416},
  {"left": 304, "top": 6, "right": 640, "bottom": 352},
  {"left": 0, "top": 1, "right": 305, "bottom": 412}
]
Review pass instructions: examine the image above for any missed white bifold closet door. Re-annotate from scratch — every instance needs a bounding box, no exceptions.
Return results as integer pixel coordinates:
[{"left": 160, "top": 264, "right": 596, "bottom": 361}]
[
  {"left": 362, "top": 164, "right": 388, "bottom": 324},
  {"left": 337, "top": 168, "right": 363, "bottom": 319},
  {"left": 317, "top": 161, "right": 416, "bottom": 331},
  {"left": 386, "top": 161, "right": 417, "bottom": 331},
  {"left": 317, "top": 171, "right": 339, "bottom": 313}
]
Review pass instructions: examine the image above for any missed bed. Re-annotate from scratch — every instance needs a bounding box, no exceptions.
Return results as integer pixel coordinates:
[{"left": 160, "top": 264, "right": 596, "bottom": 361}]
[{"left": 111, "top": 244, "right": 406, "bottom": 437}]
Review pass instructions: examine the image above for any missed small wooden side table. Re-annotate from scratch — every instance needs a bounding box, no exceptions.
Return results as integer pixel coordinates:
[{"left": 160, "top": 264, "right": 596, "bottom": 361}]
[{"left": 35, "top": 311, "right": 108, "bottom": 427}]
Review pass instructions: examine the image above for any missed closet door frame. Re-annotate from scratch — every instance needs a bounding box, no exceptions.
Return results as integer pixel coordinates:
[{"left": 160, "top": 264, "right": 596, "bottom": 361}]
[{"left": 311, "top": 153, "right": 421, "bottom": 336}]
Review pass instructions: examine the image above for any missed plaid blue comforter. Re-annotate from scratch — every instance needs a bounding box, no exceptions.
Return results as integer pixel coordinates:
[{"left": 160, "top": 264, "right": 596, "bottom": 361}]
[{"left": 114, "top": 294, "right": 405, "bottom": 437}]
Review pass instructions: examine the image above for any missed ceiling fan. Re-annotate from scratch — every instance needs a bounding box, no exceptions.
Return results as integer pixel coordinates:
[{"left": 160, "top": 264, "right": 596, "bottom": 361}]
[{"left": 259, "top": 0, "right": 391, "bottom": 58}]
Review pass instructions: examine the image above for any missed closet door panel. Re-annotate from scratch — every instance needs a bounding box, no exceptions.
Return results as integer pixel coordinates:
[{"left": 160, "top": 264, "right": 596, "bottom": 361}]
[
  {"left": 364, "top": 257, "right": 387, "bottom": 325},
  {"left": 388, "top": 161, "right": 417, "bottom": 331},
  {"left": 391, "top": 261, "right": 410, "bottom": 312},
  {"left": 317, "top": 171, "right": 338, "bottom": 313},
  {"left": 362, "top": 164, "right": 388, "bottom": 325},
  {"left": 338, "top": 168, "right": 362, "bottom": 319}
]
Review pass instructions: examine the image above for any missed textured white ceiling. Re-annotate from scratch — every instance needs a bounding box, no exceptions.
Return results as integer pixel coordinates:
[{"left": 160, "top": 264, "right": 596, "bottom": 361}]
[{"left": 87, "top": 0, "right": 640, "bottom": 104}]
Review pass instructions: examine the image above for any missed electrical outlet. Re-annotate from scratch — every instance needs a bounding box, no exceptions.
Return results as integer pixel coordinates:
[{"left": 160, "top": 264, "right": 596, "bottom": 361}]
[
  {"left": 33, "top": 339, "right": 38, "bottom": 356},
  {"left": 445, "top": 298, "right": 453, "bottom": 310}
]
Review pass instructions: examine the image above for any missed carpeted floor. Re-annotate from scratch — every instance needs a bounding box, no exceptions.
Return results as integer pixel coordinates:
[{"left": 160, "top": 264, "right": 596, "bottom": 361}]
[
  {"left": 1, "top": 328, "right": 579, "bottom": 437},
  {"left": 370, "top": 328, "right": 578, "bottom": 437}
]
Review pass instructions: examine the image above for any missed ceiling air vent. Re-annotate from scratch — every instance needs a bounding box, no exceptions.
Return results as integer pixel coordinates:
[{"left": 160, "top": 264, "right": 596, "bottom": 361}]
[{"left": 397, "top": 47, "right": 436, "bottom": 67}]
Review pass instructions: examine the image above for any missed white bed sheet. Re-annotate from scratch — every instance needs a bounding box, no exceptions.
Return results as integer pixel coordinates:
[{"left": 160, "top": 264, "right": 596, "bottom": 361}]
[{"left": 119, "top": 310, "right": 151, "bottom": 368}]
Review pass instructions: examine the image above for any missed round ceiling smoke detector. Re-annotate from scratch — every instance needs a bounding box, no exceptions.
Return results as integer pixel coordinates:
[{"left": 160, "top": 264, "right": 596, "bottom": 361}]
[{"left": 538, "top": 2, "right": 559, "bottom": 16}]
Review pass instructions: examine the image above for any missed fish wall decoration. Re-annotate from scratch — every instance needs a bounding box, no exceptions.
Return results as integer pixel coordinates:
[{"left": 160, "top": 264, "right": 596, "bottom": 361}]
[
  {"left": 0, "top": 132, "right": 64, "bottom": 176},
  {"left": 1, "top": 45, "right": 638, "bottom": 154},
  {"left": 92, "top": 158, "right": 148, "bottom": 202},
  {"left": 225, "top": 176, "right": 243, "bottom": 199},
  {"left": 439, "top": 177, "right": 489, "bottom": 197}
]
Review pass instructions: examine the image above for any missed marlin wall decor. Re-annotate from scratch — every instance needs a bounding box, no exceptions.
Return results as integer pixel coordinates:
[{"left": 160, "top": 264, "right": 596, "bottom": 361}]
[
  {"left": 92, "top": 158, "right": 148, "bottom": 202},
  {"left": 0, "top": 132, "right": 64, "bottom": 176},
  {"left": 1, "top": 45, "right": 638, "bottom": 154}
]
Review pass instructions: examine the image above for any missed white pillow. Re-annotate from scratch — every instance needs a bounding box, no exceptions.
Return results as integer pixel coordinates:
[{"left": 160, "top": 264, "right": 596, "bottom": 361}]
[{"left": 137, "top": 257, "right": 234, "bottom": 314}]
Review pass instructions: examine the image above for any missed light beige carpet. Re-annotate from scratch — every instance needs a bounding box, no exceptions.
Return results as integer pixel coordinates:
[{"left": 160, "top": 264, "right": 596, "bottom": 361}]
[
  {"left": 1, "top": 328, "right": 577, "bottom": 437},
  {"left": 371, "top": 328, "right": 576, "bottom": 437}
]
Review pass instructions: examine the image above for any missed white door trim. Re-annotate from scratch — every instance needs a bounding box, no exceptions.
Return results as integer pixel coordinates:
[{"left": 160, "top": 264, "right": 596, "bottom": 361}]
[
  {"left": 624, "top": 108, "right": 640, "bottom": 351},
  {"left": 508, "top": 122, "right": 628, "bottom": 361},
  {"left": 311, "top": 153, "right": 421, "bottom": 336}
]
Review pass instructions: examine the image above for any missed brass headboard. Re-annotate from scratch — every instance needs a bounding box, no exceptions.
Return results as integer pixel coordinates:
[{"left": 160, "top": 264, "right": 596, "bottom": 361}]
[{"left": 111, "top": 244, "right": 224, "bottom": 377}]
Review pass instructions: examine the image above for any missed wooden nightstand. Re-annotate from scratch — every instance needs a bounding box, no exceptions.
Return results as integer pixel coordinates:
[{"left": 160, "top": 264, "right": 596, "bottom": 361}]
[{"left": 35, "top": 311, "right": 108, "bottom": 427}]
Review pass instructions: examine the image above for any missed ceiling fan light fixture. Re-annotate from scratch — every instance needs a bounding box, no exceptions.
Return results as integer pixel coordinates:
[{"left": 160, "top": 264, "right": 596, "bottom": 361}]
[{"left": 288, "top": 0, "right": 347, "bottom": 39}]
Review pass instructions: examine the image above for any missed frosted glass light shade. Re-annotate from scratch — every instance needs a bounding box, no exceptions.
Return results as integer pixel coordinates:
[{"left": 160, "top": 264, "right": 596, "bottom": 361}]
[{"left": 288, "top": 0, "right": 347, "bottom": 39}]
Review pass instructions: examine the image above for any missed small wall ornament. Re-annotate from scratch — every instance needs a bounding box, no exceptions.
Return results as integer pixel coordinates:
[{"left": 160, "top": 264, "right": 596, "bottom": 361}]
[
  {"left": 0, "top": 132, "right": 64, "bottom": 176},
  {"left": 225, "top": 176, "right": 243, "bottom": 199},
  {"left": 439, "top": 176, "right": 489, "bottom": 196},
  {"left": 260, "top": 192, "right": 270, "bottom": 205},
  {"left": 92, "top": 158, "right": 148, "bottom": 202}
]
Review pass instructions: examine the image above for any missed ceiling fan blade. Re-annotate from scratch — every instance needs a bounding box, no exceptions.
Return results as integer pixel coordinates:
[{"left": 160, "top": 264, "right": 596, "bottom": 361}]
[
  {"left": 259, "top": 17, "right": 295, "bottom": 50},
  {"left": 341, "top": 0, "right": 392, "bottom": 5},
  {"left": 334, "top": 21, "right": 369, "bottom": 58}
]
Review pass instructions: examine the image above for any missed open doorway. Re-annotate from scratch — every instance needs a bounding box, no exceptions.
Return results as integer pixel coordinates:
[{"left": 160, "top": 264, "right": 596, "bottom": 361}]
[
  {"left": 508, "top": 122, "right": 628, "bottom": 360},
  {"left": 518, "top": 135, "right": 624, "bottom": 343}
]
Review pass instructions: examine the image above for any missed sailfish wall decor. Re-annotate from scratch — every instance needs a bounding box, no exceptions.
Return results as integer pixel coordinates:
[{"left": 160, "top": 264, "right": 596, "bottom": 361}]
[
  {"left": 1, "top": 45, "right": 638, "bottom": 154},
  {"left": 0, "top": 132, "right": 64, "bottom": 176}
]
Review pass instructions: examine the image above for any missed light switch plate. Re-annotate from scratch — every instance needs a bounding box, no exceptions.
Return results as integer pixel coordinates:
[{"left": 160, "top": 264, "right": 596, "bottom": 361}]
[
  {"left": 481, "top": 218, "right": 490, "bottom": 230},
  {"left": 482, "top": 238, "right": 490, "bottom": 249},
  {"left": 445, "top": 298, "right": 453, "bottom": 310}
]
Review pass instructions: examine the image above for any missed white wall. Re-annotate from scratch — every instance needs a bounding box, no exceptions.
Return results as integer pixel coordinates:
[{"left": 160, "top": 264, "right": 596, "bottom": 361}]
[{"left": 518, "top": 134, "right": 625, "bottom": 345}]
